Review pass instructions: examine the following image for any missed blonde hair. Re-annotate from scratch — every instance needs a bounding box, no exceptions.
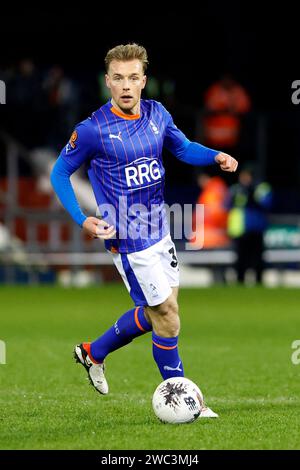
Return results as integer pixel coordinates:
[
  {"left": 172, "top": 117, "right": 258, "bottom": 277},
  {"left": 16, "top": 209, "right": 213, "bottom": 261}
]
[{"left": 105, "top": 43, "right": 149, "bottom": 73}]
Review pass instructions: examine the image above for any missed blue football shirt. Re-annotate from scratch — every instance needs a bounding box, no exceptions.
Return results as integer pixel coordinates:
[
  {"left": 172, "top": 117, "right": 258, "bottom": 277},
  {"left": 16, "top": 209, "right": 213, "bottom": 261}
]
[{"left": 59, "top": 99, "right": 188, "bottom": 253}]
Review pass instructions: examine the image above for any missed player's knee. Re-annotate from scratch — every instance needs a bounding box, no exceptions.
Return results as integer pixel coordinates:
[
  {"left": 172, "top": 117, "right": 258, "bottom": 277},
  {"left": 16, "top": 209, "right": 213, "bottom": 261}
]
[
  {"left": 147, "top": 298, "right": 180, "bottom": 337},
  {"left": 165, "top": 315, "right": 180, "bottom": 337},
  {"left": 157, "top": 298, "right": 179, "bottom": 318}
]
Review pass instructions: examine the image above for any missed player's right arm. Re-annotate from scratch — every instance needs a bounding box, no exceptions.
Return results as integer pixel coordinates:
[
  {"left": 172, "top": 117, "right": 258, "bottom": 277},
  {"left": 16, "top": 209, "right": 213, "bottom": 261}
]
[{"left": 50, "top": 123, "right": 115, "bottom": 240}]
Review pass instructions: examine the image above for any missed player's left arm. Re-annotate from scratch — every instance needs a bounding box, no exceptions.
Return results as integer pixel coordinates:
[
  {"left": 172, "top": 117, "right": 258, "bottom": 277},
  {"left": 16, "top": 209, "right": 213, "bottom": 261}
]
[
  {"left": 175, "top": 141, "right": 238, "bottom": 172},
  {"left": 162, "top": 108, "right": 238, "bottom": 172}
]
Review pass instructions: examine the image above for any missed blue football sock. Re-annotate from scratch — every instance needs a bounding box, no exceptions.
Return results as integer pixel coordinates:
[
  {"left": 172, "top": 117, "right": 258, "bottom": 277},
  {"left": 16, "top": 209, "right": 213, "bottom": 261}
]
[
  {"left": 90, "top": 306, "right": 152, "bottom": 362},
  {"left": 152, "top": 332, "right": 184, "bottom": 379}
]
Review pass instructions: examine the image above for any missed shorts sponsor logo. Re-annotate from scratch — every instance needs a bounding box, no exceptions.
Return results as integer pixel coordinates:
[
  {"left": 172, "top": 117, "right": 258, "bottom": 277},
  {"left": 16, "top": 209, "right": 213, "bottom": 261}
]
[{"left": 149, "top": 283, "right": 159, "bottom": 298}]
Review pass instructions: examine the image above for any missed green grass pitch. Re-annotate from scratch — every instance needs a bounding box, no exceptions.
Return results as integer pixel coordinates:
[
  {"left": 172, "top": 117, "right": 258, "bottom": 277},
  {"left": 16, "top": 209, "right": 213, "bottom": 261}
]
[{"left": 0, "top": 285, "right": 300, "bottom": 450}]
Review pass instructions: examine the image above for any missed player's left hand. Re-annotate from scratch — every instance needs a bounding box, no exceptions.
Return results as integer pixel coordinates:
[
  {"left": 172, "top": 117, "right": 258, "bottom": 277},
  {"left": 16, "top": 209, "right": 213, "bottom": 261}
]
[{"left": 215, "top": 152, "right": 238, "bottom": 172}]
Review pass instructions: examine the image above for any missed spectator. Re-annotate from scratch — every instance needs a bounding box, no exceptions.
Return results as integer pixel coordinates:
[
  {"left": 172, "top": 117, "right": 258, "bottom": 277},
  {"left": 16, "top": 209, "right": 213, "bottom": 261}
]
[
  {"left": 11, "top": 59, "right": 40, "bottom": 107},
  {"left": 7, "top": 59, "right": 43, "bottom": 147},
  {"left": 201, "top": 73, "right": 251, "bottom": 152},
  {"left": 42, "top": 65, "right": 79, "bottom": 150},
  {"left": 227, "top": 163, "right": 272, "bottom": 284},
  {"left": 189, "top": 167, "right": 230, "bottom": 249}
]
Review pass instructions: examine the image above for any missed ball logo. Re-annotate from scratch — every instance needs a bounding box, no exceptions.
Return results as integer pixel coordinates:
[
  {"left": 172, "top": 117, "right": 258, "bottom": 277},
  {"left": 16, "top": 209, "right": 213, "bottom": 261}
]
[
  {"left": 125, "top": 157, "right": 161, "bottom": 190},
  {"left": 184, "top": 396, "right": 198, "bottom": 411}
]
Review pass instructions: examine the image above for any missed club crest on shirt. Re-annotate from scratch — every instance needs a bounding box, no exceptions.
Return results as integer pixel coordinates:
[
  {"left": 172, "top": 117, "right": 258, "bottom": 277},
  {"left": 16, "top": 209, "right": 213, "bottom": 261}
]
[{"left": 150, "top": 120, "right": 159, "bottom": 135}]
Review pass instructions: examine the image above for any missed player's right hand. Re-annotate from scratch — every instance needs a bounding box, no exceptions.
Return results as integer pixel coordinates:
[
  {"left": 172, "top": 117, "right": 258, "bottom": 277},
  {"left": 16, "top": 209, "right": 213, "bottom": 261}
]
[{"left": 82, "top": 217, "right": 116, "bottom": 240}]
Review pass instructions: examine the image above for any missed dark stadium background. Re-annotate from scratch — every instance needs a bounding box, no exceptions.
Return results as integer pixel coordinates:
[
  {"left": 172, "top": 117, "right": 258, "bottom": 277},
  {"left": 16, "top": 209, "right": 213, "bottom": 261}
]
[{"left": 1, "top": 6, "right": 300, "bottom": 210}]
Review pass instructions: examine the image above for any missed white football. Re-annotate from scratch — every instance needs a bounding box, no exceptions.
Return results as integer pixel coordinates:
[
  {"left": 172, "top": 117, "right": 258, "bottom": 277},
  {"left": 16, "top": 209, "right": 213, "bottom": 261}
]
[{"left": 152, "top": 377, "right": 204, "bottom": 424}]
